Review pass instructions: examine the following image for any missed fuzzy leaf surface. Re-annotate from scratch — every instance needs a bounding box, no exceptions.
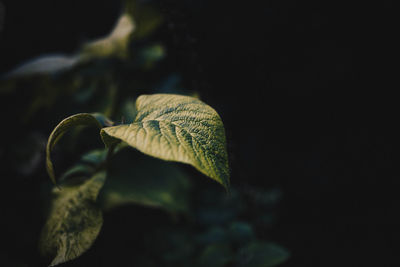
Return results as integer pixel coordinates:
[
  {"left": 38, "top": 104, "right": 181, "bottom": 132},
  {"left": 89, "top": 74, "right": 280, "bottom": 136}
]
[
  {"left": 101, "top": 94, "right": 230, "bottom": 189},
  {"left": 39, "top": 172, "right": 106, "bottom": 266}
]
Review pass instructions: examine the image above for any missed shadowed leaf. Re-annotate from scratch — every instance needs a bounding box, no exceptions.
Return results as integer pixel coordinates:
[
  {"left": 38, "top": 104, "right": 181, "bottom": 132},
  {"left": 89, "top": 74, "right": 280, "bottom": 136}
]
[
  {"left": 236, "top": 241, "right": 290, "bottom": 267},
  {"left": 81, "top": 13, "right": 135, "bottom": 59},
  {"left": 39, "top": 171, "right": 106, "bottom": 266},
  {"left": 99, "top": 149, "right": 191, "bottom": 213},
  {"left": 197, "top": 244, "right": 233, "bottom": 267}
]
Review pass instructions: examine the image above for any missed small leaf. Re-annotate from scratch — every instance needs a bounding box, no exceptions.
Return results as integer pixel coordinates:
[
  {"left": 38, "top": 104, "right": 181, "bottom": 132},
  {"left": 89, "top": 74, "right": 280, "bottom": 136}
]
[
  {"left": 39, "top": 171, "right": 106, "bottom": 266},
  {"left": 101, "top": 94, "right": 230, "bottom": 189},
  {"left": 46, "top": 113, "right": 104, "bottom": 185},
  {"left": 236, "top": 241, "right": 290, "bottom": 267}
]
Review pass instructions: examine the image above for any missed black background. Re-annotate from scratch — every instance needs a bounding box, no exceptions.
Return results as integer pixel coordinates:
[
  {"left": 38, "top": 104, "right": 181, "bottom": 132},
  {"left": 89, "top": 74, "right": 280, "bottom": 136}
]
[{"left": 0, "top": 0, "right": 398, "bottom": 266}]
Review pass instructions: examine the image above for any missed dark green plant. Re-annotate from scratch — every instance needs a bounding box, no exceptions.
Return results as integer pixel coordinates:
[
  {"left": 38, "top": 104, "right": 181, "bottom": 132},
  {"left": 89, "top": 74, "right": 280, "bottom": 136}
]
[
  {"left": 1, "top": 1, "right": 289, "bottom": 265},
  {"left": 41, "top": 93, "right": 230, "bottom": 265}
]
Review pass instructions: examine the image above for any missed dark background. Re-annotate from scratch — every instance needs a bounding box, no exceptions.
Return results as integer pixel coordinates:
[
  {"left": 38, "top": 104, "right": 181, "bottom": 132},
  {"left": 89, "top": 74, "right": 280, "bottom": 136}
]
[{"left": 0, "top": 0, "right": 398, "bottom": 266}]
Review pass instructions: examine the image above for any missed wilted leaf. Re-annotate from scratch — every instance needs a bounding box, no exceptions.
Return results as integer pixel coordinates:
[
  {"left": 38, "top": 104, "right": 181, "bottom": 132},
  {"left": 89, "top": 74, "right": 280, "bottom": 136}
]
[
  {"left": 236, "top": 241, "right": 290, "bottom": 267},
  {"left": 39, "top": 171, "right": 106, "bottom": 266},
  {"left": 46, "top": 113, "right": 104, "bottom": 185},
  {"left": 101, "top": 94, "right": 230, "bottom": 189},
  {"left": 99, "top": 149, "right": 191, "bottom": 213}
]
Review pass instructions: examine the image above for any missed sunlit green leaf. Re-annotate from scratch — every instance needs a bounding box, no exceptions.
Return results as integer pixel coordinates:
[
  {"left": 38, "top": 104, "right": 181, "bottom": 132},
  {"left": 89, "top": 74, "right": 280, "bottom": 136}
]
[
  {"left": 99, "top": 149, "right": 191, "bottom": 213},
  {"left": 58, "top": 164, "right": 94, "bottom": 182},
  {"left": 39, "top": 171, "right": 106, "bottom": 266},
  {"left": 236, "top": 241, "right": 290, "bottom": 267},
  {"left": 46, "top": 113, "right": 104, "bottom": 185},
  {"left": 101, "top": 94, "right": 230, "bottom": 189}
]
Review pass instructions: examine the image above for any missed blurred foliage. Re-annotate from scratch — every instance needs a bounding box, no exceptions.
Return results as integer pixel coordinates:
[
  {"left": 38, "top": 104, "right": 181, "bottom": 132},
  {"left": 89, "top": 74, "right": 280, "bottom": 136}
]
[{"left": 0, "top": 0, "right": 289, "bottom": 266}]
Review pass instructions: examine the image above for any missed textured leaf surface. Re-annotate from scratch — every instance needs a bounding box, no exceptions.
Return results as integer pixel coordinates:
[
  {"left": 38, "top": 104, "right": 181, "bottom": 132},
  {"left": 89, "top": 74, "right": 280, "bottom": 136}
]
[
  {"left": 46, "top": 113, "right": 103, "bottom": 185},
  {"left": 101, "top": 94, "right": 230, "bottom": 189},
  {"left": 39, "top": 172, "right": 106, "bottom": 266}
]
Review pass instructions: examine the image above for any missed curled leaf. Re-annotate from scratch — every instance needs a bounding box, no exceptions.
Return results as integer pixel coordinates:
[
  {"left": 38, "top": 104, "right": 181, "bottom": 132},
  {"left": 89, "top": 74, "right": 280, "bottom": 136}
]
[{"left": 46, "top": 113, "right": 107, "bottom": 185}]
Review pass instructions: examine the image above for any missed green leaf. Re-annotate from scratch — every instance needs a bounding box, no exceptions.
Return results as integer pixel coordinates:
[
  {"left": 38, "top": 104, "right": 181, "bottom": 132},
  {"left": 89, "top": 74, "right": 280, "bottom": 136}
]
[
  {"left": 4, "top": 54, "right": 81, "bottom": 78},
  {"left": 99, "top": 149, "right": 191, "bottom": 213},
  {"left": 46, "top": 113, "right": 104, "bottom": 185},
  {"left": 101, "top": 94, "right": 230, "bottom": 189},
  {"left": 39, "top": 171, "right": 106, "bottom": 266},
  {"left": 228, "top": 221, "right": 254, "bottom": 244},
  {"left": 236, "top": 241, "right": 290, "bottom": 267},
  {"left": 124, "top": 0, "right": 163, "bottom": 40},
  {"left": 197, "top": 244, "right": 233, "bottom": 267},
  {"left": 81, "top": 13, "right": 135, "bottom": 59}
]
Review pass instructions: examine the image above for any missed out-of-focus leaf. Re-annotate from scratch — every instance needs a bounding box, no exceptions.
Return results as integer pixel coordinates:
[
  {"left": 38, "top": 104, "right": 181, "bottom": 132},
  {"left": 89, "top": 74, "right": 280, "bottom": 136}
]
[
  {"left": 46, "top": 113, "right": 104, "bottom": 185},
  {"left": 196, "top": 188, "right": 243, "bottom": 225},
  {"left": 197, "top": 244, "right": 233, "bottom": 267},
  {"left": 149, "top": 228, "right": 195, "bottom": 265},
  {"left": 39, "top": 171, "right": 106, "bottom": 266},
  {"left": 236, "top": 241, "right": 290, "bottom": 267},
  {"left": 59, "top": 149, "right": 109, "bottom": 182},
  {"left": 91, "top": 113, "right": 114, "bottom": 128},
  {"left": 101, "top": 94, "right": 230, "bottom": 190},
  {"left": 125, "top": 0, "right": 163, "bottom": 39},
  {"left": 99, "top": 149, "right": 191, "bottom": 213},
  {"left": 228, "top": 221, "right": 254, "bottom": 244},
  {"left": 80, "top": 149, "right": 108, "bottom": 165},
  {"left": 81, "top": 13, "right": 135, "bottom": 59},
  {"left": 58, "top": 164, "right": 94, "bottom": 182},
  {"left": 119, "top": 99, "right": 138, "bottom": 124},
  {"left": 196, "top": 226, "right": 227, "bottom": 245},
  {"left": 4, "top": 54, "right": 81, "bottom": 78},
  {"left": 137, "top": 44, "right": 165, "bottom": 69}
]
